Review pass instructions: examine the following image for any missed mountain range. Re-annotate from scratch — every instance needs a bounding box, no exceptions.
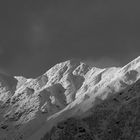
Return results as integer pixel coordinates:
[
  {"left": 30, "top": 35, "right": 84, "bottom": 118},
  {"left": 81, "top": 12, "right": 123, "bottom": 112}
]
[{"left": 0, "top": 56, "right": 140, "bottom": 140}]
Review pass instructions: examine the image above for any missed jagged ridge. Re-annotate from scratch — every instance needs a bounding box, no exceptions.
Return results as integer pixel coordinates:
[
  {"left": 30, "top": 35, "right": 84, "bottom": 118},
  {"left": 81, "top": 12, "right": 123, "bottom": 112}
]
[{"left": 0, "top": 57, "right": 140, "bottom": 140}]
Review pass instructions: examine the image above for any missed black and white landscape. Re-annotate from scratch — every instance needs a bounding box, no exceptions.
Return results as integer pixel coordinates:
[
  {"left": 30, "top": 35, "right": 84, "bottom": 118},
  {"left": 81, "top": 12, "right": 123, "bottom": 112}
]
[{"left": 0, "top": 1, "right": 140, "bottom": 140}]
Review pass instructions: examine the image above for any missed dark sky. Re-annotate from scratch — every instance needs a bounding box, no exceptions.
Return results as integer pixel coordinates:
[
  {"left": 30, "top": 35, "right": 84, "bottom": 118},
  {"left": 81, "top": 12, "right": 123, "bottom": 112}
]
[{"left": 0, "top": 0, "right": 140, "bottom": 78}]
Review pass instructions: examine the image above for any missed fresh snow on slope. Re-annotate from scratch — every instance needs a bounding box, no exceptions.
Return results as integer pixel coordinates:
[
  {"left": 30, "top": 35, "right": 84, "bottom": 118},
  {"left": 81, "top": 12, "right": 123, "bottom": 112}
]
[{"left": 0, "top": 57, "right": 140, "bottom": 140}]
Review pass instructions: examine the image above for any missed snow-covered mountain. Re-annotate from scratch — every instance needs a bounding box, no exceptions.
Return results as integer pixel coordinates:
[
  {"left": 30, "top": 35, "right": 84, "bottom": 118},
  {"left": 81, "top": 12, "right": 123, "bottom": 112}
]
[{"left": 0, "top": 56, "right": 140, "bottom": 140}]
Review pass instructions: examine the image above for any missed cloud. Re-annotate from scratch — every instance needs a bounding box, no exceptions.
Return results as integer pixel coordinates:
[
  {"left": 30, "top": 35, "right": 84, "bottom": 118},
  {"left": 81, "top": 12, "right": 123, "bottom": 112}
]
[{"left": 84, "top": 57, "right": 121, "bottom": 68}]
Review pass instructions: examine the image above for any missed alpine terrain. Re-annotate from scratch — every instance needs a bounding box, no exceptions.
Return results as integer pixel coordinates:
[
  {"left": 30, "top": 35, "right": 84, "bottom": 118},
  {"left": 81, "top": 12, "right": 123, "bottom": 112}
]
[{"left": 0, "top": 56, "right": 140, "bottom": 140}]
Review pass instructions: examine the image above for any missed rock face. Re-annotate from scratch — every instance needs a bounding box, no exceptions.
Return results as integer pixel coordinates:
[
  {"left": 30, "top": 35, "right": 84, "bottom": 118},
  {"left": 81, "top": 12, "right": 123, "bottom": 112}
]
[{"left": 0, "top": 57, "right": 140, "bottom": 140}]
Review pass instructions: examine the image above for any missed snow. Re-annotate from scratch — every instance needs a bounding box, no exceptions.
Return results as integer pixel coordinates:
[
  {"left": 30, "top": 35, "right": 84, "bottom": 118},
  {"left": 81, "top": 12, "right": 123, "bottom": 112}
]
[{"left": 0, "top": 56, "right": 140, "bottom": 140}]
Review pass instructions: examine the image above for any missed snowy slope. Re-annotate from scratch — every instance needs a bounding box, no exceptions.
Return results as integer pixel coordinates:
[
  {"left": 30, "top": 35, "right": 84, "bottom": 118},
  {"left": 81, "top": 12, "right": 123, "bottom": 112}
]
[{"left": 0, "top": 57, "right": 140, "bottom": 140}]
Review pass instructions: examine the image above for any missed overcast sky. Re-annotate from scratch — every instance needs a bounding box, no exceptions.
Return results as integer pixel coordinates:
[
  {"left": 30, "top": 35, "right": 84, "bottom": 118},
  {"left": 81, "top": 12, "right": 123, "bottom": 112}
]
[{"left": 0, "top": 0, "right": 140, "bottom": 77}]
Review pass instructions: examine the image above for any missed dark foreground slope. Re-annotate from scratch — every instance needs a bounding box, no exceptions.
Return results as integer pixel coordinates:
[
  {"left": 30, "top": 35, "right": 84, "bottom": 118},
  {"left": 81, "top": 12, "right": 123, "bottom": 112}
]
[{"left": 41, "top": 79, "right": 140, "bottom": 140}]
